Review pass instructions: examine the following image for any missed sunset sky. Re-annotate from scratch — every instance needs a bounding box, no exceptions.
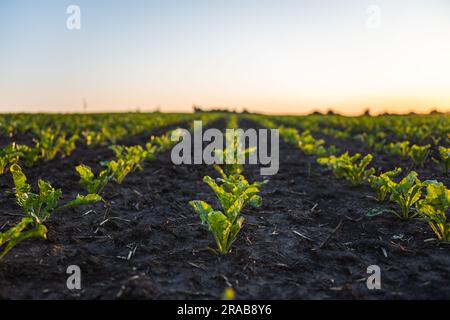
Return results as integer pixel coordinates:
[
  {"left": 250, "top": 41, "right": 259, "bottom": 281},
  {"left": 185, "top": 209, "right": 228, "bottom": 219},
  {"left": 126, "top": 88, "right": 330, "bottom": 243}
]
[{"left": 1, "top": 0, "right": 450, "bottom": 115}]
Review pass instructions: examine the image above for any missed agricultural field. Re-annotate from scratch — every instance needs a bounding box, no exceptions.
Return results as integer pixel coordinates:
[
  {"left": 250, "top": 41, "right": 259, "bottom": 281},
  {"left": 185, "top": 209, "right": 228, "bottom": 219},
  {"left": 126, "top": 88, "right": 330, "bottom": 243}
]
[{"left": 0, "top": 112, "right": 449, "bottom": 299}]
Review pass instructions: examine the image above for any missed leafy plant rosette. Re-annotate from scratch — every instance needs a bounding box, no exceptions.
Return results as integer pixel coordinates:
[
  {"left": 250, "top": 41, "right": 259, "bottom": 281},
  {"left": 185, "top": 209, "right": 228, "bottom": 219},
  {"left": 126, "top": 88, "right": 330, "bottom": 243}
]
[
  {"left": 389, "top": 171, "right": 423, "bottom": 220},
  {"left": 0, "top": 164, "right": 101, "bottom": 261},
  {"left": 439, "top": 146, "right": 450, "bottom": 175},
  {"left": 416, "top": 181, "right": 450, "bottom": 242},
  {"left": 190, "top": 173, "right": 266, "bottom": 255},
  {"left": 76, "top": 164, "right": 111, "bottom": 195},
  {"left": 369, "top": 168, "right": 402, "bottom": 202},
  {"left": 409, "top": 144, "right": 431, "bottom": 167},
  {"left": 317, "top": 152, "right": 375, "bottom": 186}
]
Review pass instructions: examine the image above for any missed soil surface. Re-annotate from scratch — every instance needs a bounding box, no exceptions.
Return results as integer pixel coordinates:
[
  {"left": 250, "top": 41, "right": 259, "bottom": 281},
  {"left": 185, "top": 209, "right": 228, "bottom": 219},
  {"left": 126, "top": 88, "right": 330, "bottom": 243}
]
[{"left": 0, "top": 119, "right": 449, "bottom": 299}]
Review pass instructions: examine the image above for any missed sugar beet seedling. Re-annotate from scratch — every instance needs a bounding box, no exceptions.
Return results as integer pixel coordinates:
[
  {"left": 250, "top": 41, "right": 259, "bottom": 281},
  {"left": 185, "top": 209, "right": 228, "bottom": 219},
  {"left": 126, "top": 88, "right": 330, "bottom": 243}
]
[
  {"left": 417, "top": 181, "right": 450, "bottom": 242},
  {"left": 0, "top": 164, "right": 101, "bottom": 261},
  {"left": 189, "top": 119, "right": 266, "bottom": 254}
]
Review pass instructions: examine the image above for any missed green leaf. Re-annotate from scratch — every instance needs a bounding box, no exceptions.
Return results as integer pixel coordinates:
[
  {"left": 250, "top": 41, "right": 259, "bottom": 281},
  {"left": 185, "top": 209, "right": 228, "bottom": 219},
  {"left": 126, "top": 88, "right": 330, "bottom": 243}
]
[
  {"left": 76, "top": 164, "right": 94, "bottom": 181},
  {"left": 422, "top": 180, "right": 450, "bottom": 212},
  {"left": 207, "top": 211, "right": 231, "bottom": 254},
  {"left": 226, "top": 198, "right": 243, "bottom": 221},
  {"left": 62, "top": 194, "right": 102, "bottom": 209},
  {"left": 248, "top": 195, "right": 262, "bottom": 207},
  {"left": 370, "top": 168, "right": 402, "bottom": 202},
  {"left": 189, "top": 200, "right": 214, "bottom": 224},
  {"left": 390, "top": 171, "right": 423, "bottom": 219},
  {"left": 0, "top": 218, "right": 47, "bottom": 261},
  {"left": 203, "top": 176, "right": 234, "bottom": 212},
  {"left": 227, "top": 217, "right": 244, "bottom": 252},
  {"left": 76, "top": 164, "right": 110, "bottom": 194},
  {"left": 37, "top": 179, "right": 62, "bottom": 221},
  {"left": 10, "top": 163, "right": 31, "bottom": 193}
]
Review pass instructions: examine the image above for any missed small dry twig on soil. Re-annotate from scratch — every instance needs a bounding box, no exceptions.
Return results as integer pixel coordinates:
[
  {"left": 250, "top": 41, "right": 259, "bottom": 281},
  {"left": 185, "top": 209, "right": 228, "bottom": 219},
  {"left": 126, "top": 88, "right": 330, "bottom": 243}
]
[
  {"left": 187, "top": 261, "right": 205, "bottom": 270},
  {"left": 286, "top": 190, "right": 307, "bottom": 196},
  {"left": 99, "top": 216, "right": 131, "bottom": 226},
  {"left": 3, "top": 213, "right": 25, "bottom": 217},
  {"left": 345, "top": 215, "right": 363, "bottom": 222},
  {"left": 314, "top": 220, "right": 343, "bottom": 250},
  {"left": 74, "top": 235, "right": 112, "bottom": 240},
  {"left": 292, "top": 230, "right": 315, "bottom": 243},
  {"left": 81, "top": 209, "right": 95, "bottom": 216},
  {"left": 127, "top": 244, "right": 138, "bottom": 260},
  {"left": 221, "top": 274, "right": 232, "bottom": 287}
]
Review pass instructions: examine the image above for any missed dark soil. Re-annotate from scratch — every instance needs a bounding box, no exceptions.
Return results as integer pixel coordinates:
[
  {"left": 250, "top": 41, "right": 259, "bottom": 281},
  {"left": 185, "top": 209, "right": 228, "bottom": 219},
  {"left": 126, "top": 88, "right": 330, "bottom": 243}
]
[{"left": 0, "top": 119, "right": 449, "bottom": 299}]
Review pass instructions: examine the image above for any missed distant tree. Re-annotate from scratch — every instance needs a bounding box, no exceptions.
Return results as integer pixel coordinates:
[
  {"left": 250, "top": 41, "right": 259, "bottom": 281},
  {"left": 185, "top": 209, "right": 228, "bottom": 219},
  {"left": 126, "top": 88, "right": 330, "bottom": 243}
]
[
  {"left": 193, "top": 105, "right": 203, "bottom": 113},
  {"left": 430, "top": 109, "right": 442, "bottom": 115}
]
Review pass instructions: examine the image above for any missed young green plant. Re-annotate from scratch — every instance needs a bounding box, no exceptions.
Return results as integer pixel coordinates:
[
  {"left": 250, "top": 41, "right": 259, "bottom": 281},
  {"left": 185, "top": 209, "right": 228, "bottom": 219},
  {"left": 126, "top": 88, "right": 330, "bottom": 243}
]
[
  {"left": 409, "top": 144, "right": 431, "bottom": 167},
  {"left": 76, "top": 164, "right": 110, "bottom": 195},
  {"left": 0, "top": 164, "right": 101, "bottom": 261},
  {"left": 370, "top": 168, "right": 402, "bottom": 202},
  {"left": 317, "top": 152, "right": 375, "bottom": 186},
  {"left": 439, "top": 147, "right": 450, "bottom": 175},
  {"left": 389, "top": 171, "right": 423, "bottom": 219},
  {"left": 189, "top": 174, "right": 265, "bottom": 255},
  {"left": 416, "top": 181, "right": 450, "bottom": 241}
]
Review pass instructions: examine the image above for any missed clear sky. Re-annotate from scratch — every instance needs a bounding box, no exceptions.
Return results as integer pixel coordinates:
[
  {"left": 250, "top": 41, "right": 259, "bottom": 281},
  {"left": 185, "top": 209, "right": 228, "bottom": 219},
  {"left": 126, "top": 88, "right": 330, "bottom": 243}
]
[{"left": 1, "top": 0, "right": 450, "bottom": 115}]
